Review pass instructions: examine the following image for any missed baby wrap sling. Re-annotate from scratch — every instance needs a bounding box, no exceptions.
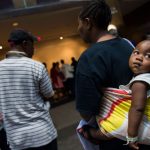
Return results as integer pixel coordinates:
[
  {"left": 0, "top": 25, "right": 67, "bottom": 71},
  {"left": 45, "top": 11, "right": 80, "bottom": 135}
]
[{"left": 96, "top": 73, "right": 150, "bottom": 145}]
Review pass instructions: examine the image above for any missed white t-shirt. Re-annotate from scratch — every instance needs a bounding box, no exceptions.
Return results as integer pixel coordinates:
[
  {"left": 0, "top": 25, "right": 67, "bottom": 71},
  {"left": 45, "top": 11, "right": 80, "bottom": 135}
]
[
  {"left": 119, "top": 73, "right": 150, "bottom": 97},
  {"left": 61, "top": 64, "right": 74, "bottom": 79}
]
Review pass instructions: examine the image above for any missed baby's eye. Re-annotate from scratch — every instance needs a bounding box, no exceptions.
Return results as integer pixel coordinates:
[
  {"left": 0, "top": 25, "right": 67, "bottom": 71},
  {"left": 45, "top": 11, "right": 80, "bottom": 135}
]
[
  {"left": 145, "top": 53, "right": 150, "bottom": 59},
  {"left": 132, "top": 50, "right": 139, "bottom": 55}
]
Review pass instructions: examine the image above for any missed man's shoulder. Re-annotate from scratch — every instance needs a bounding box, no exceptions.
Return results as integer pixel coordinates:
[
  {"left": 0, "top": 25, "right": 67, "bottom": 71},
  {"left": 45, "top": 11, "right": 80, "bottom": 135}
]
[
  {"left": 24, "top": 58, "right": 43, "bottom": 66},
  {"left": 82, "top": 39, "right": 124, "bottom": 54},
  {"left": 78, "top": 42, "right": 111, "bottom": 64},
  {"left": 0, "top": 59, "right": 6, "bottom": 64},
  {"left": 79, "top": 44, "right": 101, "bottom": 58},
  {"left": 18, "top": 58, "right": 44, "bottom": 72},
  {"left": 79, "top": 41, "right": 113, "bottom": 60}
]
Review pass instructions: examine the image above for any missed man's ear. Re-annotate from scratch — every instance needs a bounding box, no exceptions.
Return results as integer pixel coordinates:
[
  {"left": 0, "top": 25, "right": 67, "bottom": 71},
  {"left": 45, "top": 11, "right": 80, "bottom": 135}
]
[
  {"left": 21, "top": 40, "right": 28, "bottom": 49},
  {"left": 20, "top": 40, "right": 28, "bottom": 51},
  {"left": 22, "top": 40, "right": 28, "bottom": 46},
  {"left": 84, "top": 18, "right": 92, "bottom": 30}
]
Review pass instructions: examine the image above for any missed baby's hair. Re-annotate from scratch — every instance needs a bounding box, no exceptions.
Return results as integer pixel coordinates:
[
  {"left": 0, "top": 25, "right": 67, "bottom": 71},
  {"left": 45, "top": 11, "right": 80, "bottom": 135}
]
[{"left": 79, "top": 0, "right": 112, "bottom": 30}]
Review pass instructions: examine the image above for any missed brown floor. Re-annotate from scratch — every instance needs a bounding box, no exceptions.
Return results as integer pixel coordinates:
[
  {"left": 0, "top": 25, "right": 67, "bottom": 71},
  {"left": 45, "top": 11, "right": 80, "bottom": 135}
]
[{"left": 50, "top": 101, "right": 83, "bottom": 150}]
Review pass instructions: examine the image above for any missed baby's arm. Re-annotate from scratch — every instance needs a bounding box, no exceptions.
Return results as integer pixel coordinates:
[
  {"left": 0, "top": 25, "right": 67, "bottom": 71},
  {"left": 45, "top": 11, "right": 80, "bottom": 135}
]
[{"left": 128, "top": 81, "right": 148, "bottom": 149}]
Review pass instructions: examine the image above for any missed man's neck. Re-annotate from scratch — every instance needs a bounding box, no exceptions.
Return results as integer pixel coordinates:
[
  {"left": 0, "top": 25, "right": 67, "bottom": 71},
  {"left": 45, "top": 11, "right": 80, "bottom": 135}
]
[
  {"left": 91, "top": 29, "right": 116, "bottom": 43},
  {"left": 9, "top": 46, "right": 28, "bottom": 55},
  {"left": 7, "top": 47, "right": 27, "bottom": 57},
  {"left": 97, "top": 34, "right": 116, "bottom": 43},
  {"left": 8, "top": 50, "right": 26, "bottom": 54},
  {"left": 96, "top": 31, "right": 116, "bottom": 43},
  {"left": 10, "top": 47, "right": 24, "bottom": 52}
]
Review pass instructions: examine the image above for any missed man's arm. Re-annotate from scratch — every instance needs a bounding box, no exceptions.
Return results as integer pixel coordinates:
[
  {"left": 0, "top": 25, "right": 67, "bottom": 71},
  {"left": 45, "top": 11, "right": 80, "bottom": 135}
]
[
  {"left": 39, "top": 66, "right": 54, "bottom": 100},
  {"left": 76, "top": 73, "right": 101, "bottom": 121},
  {"left": 80, "top": 113, "right": 93, "bottom": 122}
]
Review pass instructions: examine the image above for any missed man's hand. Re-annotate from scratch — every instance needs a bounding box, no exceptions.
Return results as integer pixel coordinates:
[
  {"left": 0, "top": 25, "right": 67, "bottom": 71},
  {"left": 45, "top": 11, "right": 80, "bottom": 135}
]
[
  {"left": 0, "top": 113, "right": 3, "bottom": 121},
  {"left": 128, "top": 142, "right": 139, "bottom": 150},
  {"left": 78, "top": 125, "right": 101, "bottom": 145}
]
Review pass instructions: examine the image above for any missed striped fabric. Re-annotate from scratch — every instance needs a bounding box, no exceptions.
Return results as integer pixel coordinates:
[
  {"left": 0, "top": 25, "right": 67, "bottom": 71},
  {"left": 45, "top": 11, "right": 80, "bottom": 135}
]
[{"left": 0, "top": 53, "right": 57, "bottom": 150}]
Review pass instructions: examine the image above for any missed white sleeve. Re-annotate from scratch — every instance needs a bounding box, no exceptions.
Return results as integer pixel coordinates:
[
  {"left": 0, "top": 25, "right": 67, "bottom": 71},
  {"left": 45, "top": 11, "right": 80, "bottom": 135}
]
[
  {"left": 119, "top": 73, "right": 150, "bottom": 95},
  {"left": 39, "top": 66, "right": 54, "bottom": 98},
  {"left": 129, "top": 73, "right": 150, "bottom": 86}
]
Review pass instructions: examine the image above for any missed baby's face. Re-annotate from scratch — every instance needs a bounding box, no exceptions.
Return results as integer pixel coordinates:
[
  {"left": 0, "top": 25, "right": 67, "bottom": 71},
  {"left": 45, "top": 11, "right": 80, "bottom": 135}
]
[{"left": 129, "top": 40, "right": 150, "bottom": 75}]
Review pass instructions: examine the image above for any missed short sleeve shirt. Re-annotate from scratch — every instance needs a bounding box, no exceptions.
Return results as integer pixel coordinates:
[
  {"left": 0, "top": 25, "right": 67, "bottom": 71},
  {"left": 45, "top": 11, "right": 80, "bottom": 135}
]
[
  {"left": 0, "top": 54, "right": 57, "bottom": 150},
  {"left": 120, "top": 73, "right": 150, "bottom": 97},
  {"left": 75, "top": 38, "right": 134, "bottom": 115}
]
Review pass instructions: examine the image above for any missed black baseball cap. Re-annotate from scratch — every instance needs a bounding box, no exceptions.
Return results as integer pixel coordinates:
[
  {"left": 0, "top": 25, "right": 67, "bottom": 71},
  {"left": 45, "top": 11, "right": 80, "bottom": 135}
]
[{"left": 8, "top": 29, "right": 38, "bottom": 44}]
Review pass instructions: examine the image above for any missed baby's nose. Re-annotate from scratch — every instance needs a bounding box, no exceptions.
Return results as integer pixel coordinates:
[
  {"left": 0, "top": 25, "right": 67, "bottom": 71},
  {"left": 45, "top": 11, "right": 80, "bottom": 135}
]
[{"left": 136, "top": 55, "right": 143, "bottom": 61}]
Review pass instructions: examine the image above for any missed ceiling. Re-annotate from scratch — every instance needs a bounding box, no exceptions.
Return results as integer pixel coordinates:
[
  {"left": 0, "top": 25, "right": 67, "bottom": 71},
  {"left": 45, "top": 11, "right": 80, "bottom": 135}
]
[
  {"left": 118, "top": 0, "right": 150, "bottom": 15},
  {"left": 0, "top": 1, "right": 87, "bottom": 50},
  {"left": 0, "top": 7, "right": 81, "bottom": 49},
  {"left": 0, "top": 0, "right": 149, "bottom": 50}
]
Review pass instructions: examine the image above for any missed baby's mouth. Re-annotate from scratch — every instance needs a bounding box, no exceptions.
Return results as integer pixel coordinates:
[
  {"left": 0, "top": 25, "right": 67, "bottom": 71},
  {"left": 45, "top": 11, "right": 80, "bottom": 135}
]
[{"left": 133, "top": 62, "right": 141, "bottom": 68}]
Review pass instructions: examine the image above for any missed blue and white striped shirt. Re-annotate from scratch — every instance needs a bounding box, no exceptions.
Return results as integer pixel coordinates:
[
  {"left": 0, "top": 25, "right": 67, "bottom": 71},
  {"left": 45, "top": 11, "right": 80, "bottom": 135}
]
[{"left": 0, "top": 52, "right": 57, "bottom": 150}]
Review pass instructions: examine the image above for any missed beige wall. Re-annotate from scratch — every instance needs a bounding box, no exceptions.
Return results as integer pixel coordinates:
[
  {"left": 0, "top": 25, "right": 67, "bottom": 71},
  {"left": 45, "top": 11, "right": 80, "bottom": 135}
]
[
  {"left": 33, "top": 36, "right": 87, "bottom": 73},
  {"left": 0, "top": 36, "right": 87, "bottom": 74}
]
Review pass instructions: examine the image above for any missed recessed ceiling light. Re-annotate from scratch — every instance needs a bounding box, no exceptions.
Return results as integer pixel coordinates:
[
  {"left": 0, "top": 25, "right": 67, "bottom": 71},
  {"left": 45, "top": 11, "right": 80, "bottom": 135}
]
[
  {"left": 12, "top": 22, "right": 19, "bottom": 27},
  {"left": 59, "top": 36, "right": 63, "bottom": 40},
  {"left": 0, "top": 45, "right": 3, "bottom": 50}
]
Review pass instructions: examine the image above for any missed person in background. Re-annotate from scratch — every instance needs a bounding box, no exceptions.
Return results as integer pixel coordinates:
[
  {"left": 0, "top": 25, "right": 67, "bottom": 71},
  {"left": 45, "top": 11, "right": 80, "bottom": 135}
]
[
  {"left": 0, "top": 29, "right": 57, "bottom": 150},
  {"left": 42, "top": 62, "right": 47, "bottom": 68},
  {"left": 50, "top": 62, "right": 64, "bottom": 100},
  {"left": 60, "top": 59, "right": 74, "bottom": 98},
  {"left": 42, "top": 62, "right": 48, "bottom": 71},
  {"left": 108, "top": 29, "right": 118, "bottom": 37},
  {"left": 71, "top": 57, "right": 78, "bottom": 76},
  {"left": 71, "top": 57, "right": 78, "bottom": 97},
  {"left": 108, "top": 29, "right": 136, "bottom": 47},
  {"left": 75, "top": 0, "right": 138, "bottom": 150},
  {"left": 50, "top": 62, "right": 64, "bottom": 90}
]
